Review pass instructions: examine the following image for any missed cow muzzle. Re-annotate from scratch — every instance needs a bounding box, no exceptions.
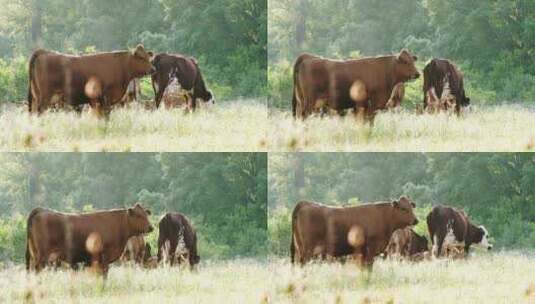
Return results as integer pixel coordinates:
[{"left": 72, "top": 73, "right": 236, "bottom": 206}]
[{"left": 487, "top": 245, "right": 493, "bottom": 251}]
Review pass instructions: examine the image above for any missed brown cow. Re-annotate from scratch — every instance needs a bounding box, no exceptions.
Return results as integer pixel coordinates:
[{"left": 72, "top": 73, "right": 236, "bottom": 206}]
[
  {"left": 385, "top": 83, "right": 405, "bottom": 109},
  {"left": 151, "top": 53, "right": 214, "bottom": 110},
  {"left": 162, "top": 76, "right": 194, "bottom": 110},
  {"left": 27, "top": 44, "right": 155, "bottom": 117},
  {"left": 157, "top": 212, "right": 200, "bottom": 269},
  {"left": 291, "top": 196, "right": 418, "bottom": 269},
  {"left": 118, "top": 79, "right": 141, "bottom": 107},
  {"left": 25, "top": 203, "right": 154, "bottom": 275},
  {"left": 292, "top": 49, "right": 420, "bottom": 122},
  {"left": 384, "top": 227, "right": 428, "bottom": 259},
  {"left": 422, "top": 58, "right": 469, "bottom": 114},
  {"left": 426, "top": 205, "right": 492, "bottom": 258},
  {"left": 120, "top": 235, "right": 150, "bottom": 265},
  {"left": 425, "top": 74, "right": 455, "bottom": 113}
]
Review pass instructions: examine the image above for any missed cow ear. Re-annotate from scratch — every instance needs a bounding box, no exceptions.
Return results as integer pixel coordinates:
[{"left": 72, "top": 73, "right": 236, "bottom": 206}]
[
  {"left": 145, "top": 208, "right": 151, "bottom": 215},
  {"left": 411, "top": 202, "right": 416, "bottom": 208},
  {"left": 392, "top": 200, "right": 400, "bottom": 208},
  {"left": 412, "top": 55, "right": 418, "bottom": 61},
  {"left": 397, "top": 49, "right": 411, "bottom": 63}
]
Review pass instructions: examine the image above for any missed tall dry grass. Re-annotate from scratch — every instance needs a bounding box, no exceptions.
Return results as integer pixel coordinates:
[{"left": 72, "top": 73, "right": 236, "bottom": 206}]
[
  {"left": 0, "top": 259, "right": 271, "bottom": 303},
  {"left": 268, "top": 106, "right": 535, "bottom": 151},
  {"left": 1, "top": 253, "right": 532, "bottom": 303},
  {"left": 0, "top": 100, "right": 267, "bottom": 152},
  {"left": 268, "top": 251, "right": 535, "bottom": 304}
]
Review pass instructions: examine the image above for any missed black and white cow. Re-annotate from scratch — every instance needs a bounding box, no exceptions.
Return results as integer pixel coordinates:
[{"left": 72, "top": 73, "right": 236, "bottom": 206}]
[{"left": 426, "top": 205, "right": 492, "bottom": 258}]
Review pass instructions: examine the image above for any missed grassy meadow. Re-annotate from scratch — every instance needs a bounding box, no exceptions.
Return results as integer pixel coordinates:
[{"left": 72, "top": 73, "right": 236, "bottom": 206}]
[
  {"left": 2, "top": 253, "right": 533, "bottom": 303},
  {"left": 0, "top": 101, "right": 267, "bottom": 152},
  {"left": 267, "top": 252, "right": 535, "bottom": 304},
  {"left": 268, "top": 106, "right": 535, "bottom": 152},
  {"left": 0, "top": 259, "right": 271, "bottom": 303}
]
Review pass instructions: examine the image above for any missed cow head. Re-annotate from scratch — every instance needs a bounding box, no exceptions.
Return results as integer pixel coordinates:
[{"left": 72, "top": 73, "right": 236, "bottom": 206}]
[
  {"left": 391, "top": 196, "right": 419, "bottom": 227},
  {"left": 203, "top": 90, "right": 216, "bottom": 105},
  {"left": 129, "top": 44, "right": 156, "bottom": 77},
  {"left": 394, "top": 49, "right": 420, "bottom": 82},
  {"left": 127, "top": 203, "right": 154, "bottom": 235},
  {"left": 472, "top": 225, "right": 493, "bottom": 251}
]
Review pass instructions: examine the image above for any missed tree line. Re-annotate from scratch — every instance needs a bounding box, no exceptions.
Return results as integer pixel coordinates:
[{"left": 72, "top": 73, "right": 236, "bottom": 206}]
[
  {"left": 0, "top": 0, "right": 267, "bottom": 103},
  {"left": 0, "top": 153, "right": 267, "bottom": 263}
]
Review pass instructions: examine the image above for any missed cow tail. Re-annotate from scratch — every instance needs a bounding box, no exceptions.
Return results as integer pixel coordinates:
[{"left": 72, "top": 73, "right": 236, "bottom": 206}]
[
  {"left": 426, "top": 207, "right": 437, "bottom": 244},
  {"left": 25, "top": 238, "right": 31, "bottom": 271},
  {"left": 25, "top": 208, "right": 41, "bottom": 271},
  {"left": 27, "top": 50, "right": 43, "bottom": 113},
  {"left": 292, "top": 55, "right": 307, "bottom": 118},
  {"left": 290, "top": 201, "right": 305, "bottom": 264}
]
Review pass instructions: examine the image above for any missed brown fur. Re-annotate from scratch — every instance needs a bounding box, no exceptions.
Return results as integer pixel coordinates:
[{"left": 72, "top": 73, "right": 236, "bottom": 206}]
[
  {"left": 157, "top": 212, "right": 200, "bottom": 269},
  {"left": 120, "top": 235, "right": 150, "bottom": 265},
  {"left": 291, "top": 196, "right": 418, "bottom": 269},
  {"left": 426, "top": 205, "right": 491, "bottom": 258},
  {"left": 28, "top": 44, "right": 154, "bottom": 117},
  {"left": 151, "top": 53, "right": 214, "bottom": 109},
  {"left": 384, "top": 227, "right": 428, "bottom": 259},
  {"left": 385, "top": 83, "right": 405, "bottom": 109},
  {"left": 292, "top": 49, "right": 420, "bottom": 122},
  {"left": 422, "top": 58, "right": 469, "bottom": 115},
  {"left": 25, "top": 203, "right": 153, "bottom": 275},
  {"left": 118, "top": 79, "right": 141, "bottom": 107}
]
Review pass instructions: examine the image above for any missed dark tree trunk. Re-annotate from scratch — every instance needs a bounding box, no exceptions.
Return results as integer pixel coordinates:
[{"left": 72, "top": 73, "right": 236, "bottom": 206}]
[
  {"left": 293, "top": 154, "right": 305, "bottom": 190},
  {"left": 31, "top": 0, "right": 43, "bottom": 48},
  {"left": 295, "top": 0, "right": 308, "bottom": 51}
]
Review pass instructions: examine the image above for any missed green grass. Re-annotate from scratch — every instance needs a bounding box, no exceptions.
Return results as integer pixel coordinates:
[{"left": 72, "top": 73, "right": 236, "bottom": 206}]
[
  {"left": 268, "top": 106, "right": 535, "bottom": 151},
  {"left": 0, "top": 100, "right": 267, "bottom": 152},
  {"left": 2, "top": 253, "right": 533, "bottom": 303}
]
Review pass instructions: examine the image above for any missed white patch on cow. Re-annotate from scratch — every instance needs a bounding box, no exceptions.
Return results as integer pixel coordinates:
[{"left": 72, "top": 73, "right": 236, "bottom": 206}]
[
  {"left": 207, "top": 91, "right": 215, "bottom": 105},
  {"left": 442, "top": 222, "right": 465, "bottom": 257},
  {"left": 161, "top": 240, "right": 171, "bottom": 266},
  {"left": 473, "top": 225, "right": 493, "bottom": 250},
  {"left": 431, "top": 235, "right": 439, "bottom": 258}
]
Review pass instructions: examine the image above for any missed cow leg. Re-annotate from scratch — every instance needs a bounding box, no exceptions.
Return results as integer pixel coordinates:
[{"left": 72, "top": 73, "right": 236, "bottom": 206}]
[
  {"left": 155, "top": 80, "right": 168, "bottom": 108},
  {"left": 435, "top": 236, "right": 445, "bottom": 258},
  {"left": 190, "top": 93, "right": 197, "bottom": 112},
  {"left": 354, "top": 104, "right": 367, "bottom": 124},
  {"left": 101, "top": 95, "right": 112, "bottom": 120},
  {"left": 188, "top": 254, "right": 196, "bottom": 270},
  {"left": 169, "top": 239, "right": 178, "bottom": 267},
  {"left": 362, "top": 245, "right": 374, "bottom": 271},
  {"left": 102, "top": 259, "right": 109, "bottom": 278}
]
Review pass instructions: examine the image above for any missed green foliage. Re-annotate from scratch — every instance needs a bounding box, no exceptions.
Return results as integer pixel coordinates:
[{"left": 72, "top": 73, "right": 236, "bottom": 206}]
[
  {"left": 0, "top": 57, "right": 27, "bottom": 104},
  {"left": 0, "top": 153, "right": 267, "bottom": 262},
  {"left": 267, "top": 62, "right": 293, "bottom": 110},
  {"left": 268, "top": 207, "right": 291, "bottom": 257},
  {"left": 0, "top": 0, "right": 266, "bottom": 103},
  {"left": 0, "top": 214, "right": 26, "bottom": 263}
]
